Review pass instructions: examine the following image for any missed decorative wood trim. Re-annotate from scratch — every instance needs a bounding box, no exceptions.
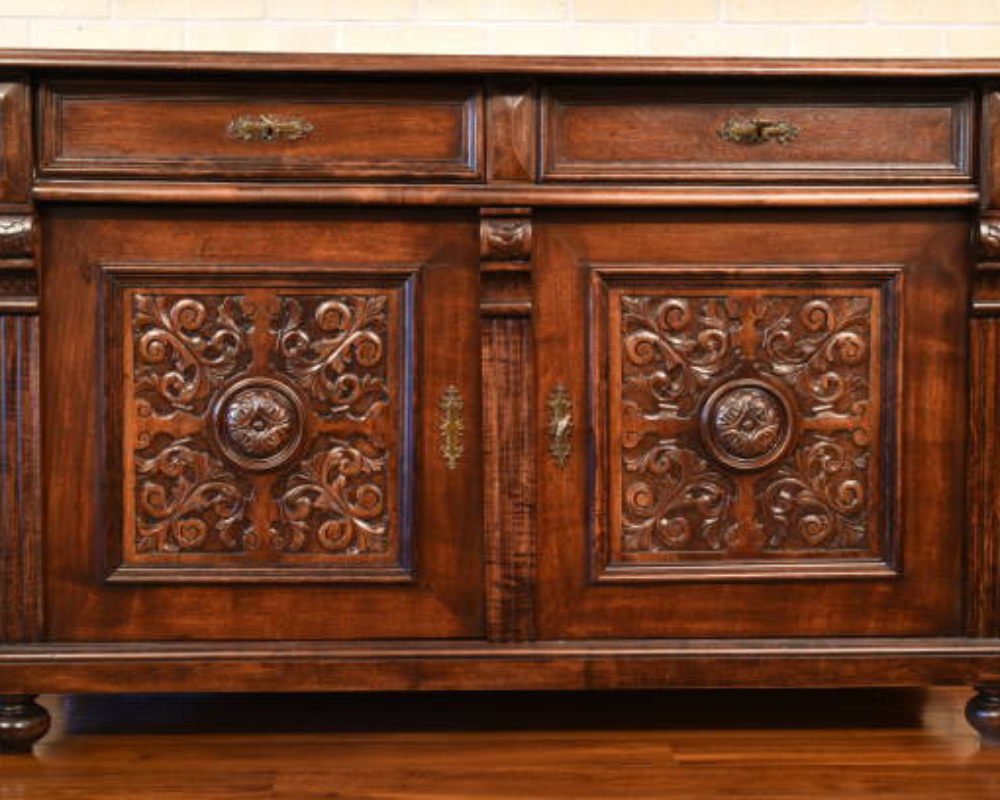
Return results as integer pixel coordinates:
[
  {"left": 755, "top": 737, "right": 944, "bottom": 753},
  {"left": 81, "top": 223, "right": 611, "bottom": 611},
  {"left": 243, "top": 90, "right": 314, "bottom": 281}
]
[
  {"left": 969, "top": 318, "right": 1000, "bottom": 637},
  {"left": 0, "top": 638, "right": 998, "bottom": 694},
  {"left": 483, "top": 317, "right": 537, "bottom": 642},
  {"left": 0, "top": 217, "right": 32, "bottom": 259},
  {"left": 487, "top": 81, "right": 537, "bottom": 183},
  {"left": 9, "top": 50, "right": 1000, "bottom": 78},
  {"left": 0, "top": 83, "right": 30, "bottom": 204},
  {"left": 31, "top": 181, "right": 981, "bottom": 208},
  {"left": 0, "top": 315, "right": 41, "bottom": 643},
  {"left": 981, "top": 217, "right": 1000, "bottom": 259}
]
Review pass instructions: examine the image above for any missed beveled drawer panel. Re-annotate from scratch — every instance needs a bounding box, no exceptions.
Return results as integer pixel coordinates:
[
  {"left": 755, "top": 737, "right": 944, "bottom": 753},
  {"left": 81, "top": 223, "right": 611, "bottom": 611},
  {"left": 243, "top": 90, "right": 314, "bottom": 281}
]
[
  {"left": 542, "top": 84, "right": 973, "bottom": 184},
  {"left": 39, "top": 80, "right": 484, "bottom": 181}
]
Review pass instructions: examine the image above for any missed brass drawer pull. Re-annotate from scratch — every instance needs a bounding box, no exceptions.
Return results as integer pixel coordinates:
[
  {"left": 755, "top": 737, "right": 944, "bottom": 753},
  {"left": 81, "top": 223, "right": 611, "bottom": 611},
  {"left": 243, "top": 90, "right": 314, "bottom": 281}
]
[
  {"left": 439, "top": 385, "right": 465, "bottom": 470},
  {"left": 547, "top": 385, "right": 573, "bottom": 469},
  {"left": 227, "top": 114, "right": 314, "bottom": 142},
  {"left": 718, "top": 118, "right": 800, "bottom": 145}
]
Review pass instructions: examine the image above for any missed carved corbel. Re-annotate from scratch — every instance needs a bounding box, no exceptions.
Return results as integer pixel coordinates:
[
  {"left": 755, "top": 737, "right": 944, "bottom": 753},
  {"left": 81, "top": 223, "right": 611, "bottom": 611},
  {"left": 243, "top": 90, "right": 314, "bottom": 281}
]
[
  {"left": 480, "top": 207, "right": 533, "bottom": 318},
  {"left": 480, "top": 209, "right": 533, "bottom": 268}
]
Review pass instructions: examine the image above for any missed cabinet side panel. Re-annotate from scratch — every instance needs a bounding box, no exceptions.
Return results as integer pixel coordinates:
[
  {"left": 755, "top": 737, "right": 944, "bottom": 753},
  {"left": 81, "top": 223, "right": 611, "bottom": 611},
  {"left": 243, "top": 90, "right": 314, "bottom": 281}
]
[
  {"left": 0, "top": 315, "right": 41, "bottom": 643},
  {"left": 969, "top": 317, "right": 1000, "bottom": 638},
  {"left": 483, "top": 316, "right": 536, "bottom": 641}
]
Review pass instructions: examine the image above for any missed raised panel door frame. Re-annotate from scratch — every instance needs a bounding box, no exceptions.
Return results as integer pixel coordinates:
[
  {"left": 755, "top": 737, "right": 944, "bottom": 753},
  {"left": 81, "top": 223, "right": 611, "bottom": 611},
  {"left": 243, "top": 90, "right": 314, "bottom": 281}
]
[
  {"left": 588, "top": 264, "right": 903, "bottom": 583},
  {"left": 102, "top": 263, "right": 419, "bottom": 584}
]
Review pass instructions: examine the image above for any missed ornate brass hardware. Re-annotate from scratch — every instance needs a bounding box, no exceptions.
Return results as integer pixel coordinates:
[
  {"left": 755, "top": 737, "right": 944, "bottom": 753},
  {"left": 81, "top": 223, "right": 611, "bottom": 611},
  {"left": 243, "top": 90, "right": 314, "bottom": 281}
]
[
  {"left": 717, "top": 117, "right": 800, "bottom": 145},
  {"left": 226, "top": 114, "right": 314, "bottom": 142},
  {"left": 439, "top": 385, "right": 465, "bottom": 470},
  {"left": 547, "top": 385, "right": 573, "bottom": 469}
]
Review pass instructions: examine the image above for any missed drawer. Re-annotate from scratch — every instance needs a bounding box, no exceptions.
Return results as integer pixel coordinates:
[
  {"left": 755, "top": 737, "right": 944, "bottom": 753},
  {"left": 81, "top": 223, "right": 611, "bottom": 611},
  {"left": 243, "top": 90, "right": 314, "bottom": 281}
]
[
  {"left": 541, "top": 84, "right": 973, "bottom": 184},
  {"left": 39, "top": 80, "right": 484, "bottom": 181}
]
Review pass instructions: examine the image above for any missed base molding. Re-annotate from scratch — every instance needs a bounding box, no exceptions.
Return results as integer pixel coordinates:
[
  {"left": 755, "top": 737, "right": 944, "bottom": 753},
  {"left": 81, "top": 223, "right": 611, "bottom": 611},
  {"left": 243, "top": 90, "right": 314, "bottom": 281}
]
[{"left": 1, "top": 638, "right": 998, "bottom": 693}]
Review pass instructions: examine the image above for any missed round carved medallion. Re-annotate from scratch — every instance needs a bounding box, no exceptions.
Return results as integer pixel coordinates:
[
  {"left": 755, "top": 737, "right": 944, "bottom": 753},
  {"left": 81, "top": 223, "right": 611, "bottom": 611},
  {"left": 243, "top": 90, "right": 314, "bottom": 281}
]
[
  {"left": 212, "top": 378, "right": 305, "bottom": 471},
  {"left": 700, "top": 378, "right": 795, "bottom": 471}
]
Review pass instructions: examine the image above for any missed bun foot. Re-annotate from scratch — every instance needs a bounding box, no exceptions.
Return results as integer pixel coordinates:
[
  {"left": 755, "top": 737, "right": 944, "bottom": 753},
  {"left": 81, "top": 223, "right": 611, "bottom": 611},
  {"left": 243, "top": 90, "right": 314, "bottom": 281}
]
[
  {"left": 0, "top": 694, "right": 50, "bottom": 755},
  {"left": 966, "top": 687, "right": 1000, "bottom": 746}
]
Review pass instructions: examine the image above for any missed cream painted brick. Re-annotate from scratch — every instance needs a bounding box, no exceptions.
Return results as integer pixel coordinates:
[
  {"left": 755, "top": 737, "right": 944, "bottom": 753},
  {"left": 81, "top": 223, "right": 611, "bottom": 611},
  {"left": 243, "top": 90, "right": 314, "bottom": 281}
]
[
  {"left": 790, "top": 26, "right": 941, "bottom": 56},
  {"left": 115, "top": 0, "right": 264, "bottom": 19},
  {"left": 575, "top": 0, "right": 716, "bottom": 22},
  {"left": 645, "top": 25, "right": 790, "bottom": 55},
  {"left": 329, "top": 0, "right": 414, "bottom": 20},
  {"left": 726, "top": 0, "right": 868, "bottom": 23},
  {"left": 339, "top": 23, "right": 490, "bottom": 53},
  {"left": 875, "top": 0, "right": 1000, "bottom": 23},
  {"left": 2, "top": 0, "right": 108, "bottom": 17},
  {"left": 264, "top": 0, "right": 332, "bottom": 18},
  {"left": 488, "top": 0, "right": 568, "bottom": 21},
  {"left": 186, "top": 22, "right": 334, "bottom": 51},
  {"left": 421, "top": 0, "right": 567, "bottom": 21},
  {"left": 492, "top": 23, "right": 641, "bottom": 54},
  {"left": 29, "top": 20, "right": 184, "bottom": 49},
  {"left": 420, "top": 0, "right": 487, "bottom": 18},
  {"left": 943, "top": 26, "right": 1000, "bottom": 55},
  {"left": 0, "top": 19, "right": 29, "bottom": 46}
]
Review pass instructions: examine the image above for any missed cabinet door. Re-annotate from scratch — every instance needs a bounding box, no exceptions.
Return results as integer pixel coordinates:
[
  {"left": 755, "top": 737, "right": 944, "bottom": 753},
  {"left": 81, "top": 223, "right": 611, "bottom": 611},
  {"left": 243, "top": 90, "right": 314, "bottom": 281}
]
[
  {"left": 43, "top": 207, "right": 482, "bottom": 641},
  {"left": 536, "top": 210, "right": 967, "bottom": 638}
]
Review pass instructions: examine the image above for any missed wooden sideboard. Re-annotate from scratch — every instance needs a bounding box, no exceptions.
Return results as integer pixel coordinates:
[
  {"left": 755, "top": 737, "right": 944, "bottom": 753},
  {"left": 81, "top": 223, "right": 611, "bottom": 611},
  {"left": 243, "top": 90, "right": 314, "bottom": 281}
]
[{"left": 1, "top": 50, "right": 1000, "bottom": 753}]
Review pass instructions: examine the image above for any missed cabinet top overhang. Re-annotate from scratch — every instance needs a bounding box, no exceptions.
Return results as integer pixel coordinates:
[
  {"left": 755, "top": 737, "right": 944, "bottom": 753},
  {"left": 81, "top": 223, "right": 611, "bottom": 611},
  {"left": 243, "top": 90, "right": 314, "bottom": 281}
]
[{"left": 4, "top": 49, "right": 1000, "bottom": 78}]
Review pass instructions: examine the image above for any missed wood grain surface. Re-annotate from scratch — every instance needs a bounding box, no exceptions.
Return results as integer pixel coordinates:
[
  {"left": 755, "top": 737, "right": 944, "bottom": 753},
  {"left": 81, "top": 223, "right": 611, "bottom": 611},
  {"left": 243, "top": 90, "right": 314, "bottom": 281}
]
[{"left": 0, "top": 688, "right": 997, "bottom": 798}]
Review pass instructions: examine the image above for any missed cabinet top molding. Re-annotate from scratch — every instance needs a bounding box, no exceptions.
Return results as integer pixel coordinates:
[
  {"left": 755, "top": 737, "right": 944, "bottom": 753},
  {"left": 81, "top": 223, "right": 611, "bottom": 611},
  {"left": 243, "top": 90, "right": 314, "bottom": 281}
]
[{"left": 5, "top": 49, "right": 1000, "bottom": 77}]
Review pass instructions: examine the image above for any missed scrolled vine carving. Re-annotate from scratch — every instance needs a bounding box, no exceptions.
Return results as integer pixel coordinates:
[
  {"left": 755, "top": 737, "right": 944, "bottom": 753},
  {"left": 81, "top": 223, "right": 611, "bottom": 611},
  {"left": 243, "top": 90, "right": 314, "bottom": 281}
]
[
  {"left": 133, "top": 294, "right": 252, "bottom": 415},
  {"left": 757, "top": 434, "right": 868, "bottom": 551},
  {"left": 622, "top": 441, "right": 738, "bottom": 553},
  {"left": 124, "top": 287, "right": 402, "bottom": 571},
  {"left": 760, "top": 296, "right": 870, "bottom": 416},
  {"left": 613, "top": 287, "right": 881, "bottom": 563},
  {"left": 274, "top": 295, "right": 389, "bottom": 421},
  {"left": 135, "top": 436, "right": 254, "bottom": 554},
  {"left": 270, "top": 437, "right": 389, "bottom": 554},
  {"left": 621, "top": 295, "right": 740, "bottom": 419}
]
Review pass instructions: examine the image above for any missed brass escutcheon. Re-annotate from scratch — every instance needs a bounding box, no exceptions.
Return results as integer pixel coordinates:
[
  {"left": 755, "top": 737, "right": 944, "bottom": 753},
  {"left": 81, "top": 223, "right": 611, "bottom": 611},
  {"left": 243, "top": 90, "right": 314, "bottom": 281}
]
[
  {"left": 226, "top": 114, "right": 314, "bottom": 142},
  {"left": 717, "top": 117, "right": 800, "bottom": 145},
  {"left": 547, "top": 385, "right": 573, "bottom": 469},
  {"left": 439, "top": 385, "right": 465, "bottom": 470}
]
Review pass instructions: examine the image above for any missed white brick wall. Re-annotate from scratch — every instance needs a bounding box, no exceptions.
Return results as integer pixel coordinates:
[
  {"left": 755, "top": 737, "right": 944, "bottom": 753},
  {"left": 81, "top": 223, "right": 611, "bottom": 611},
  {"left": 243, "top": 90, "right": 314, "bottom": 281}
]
[{"left": 1, "top": 0, "right": 1000, "bottom": 56}]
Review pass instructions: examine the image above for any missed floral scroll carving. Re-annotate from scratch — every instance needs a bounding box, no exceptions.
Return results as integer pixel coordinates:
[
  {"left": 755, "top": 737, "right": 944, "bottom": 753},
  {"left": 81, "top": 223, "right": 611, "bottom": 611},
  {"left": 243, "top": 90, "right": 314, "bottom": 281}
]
[
  {"left": 125, "top": 287, "right": 403, "bottom": 571},
  {"left": 615, "top": 289, "right": 881, "bottom": 563},
  {"left": 271, "top": 437, "right": 389, "bottom": 555},
  {"left": 274, "top": 296, "right": 389, "bottom": 422},
  {"left": 622, "top": 442, "right": 738, "bottom": 553},
  {"left": 134, "top": 437, "right": 253, "bottom": 554},
  {"left": 133, "top": 294, "right": 252, "bottom": 415}
]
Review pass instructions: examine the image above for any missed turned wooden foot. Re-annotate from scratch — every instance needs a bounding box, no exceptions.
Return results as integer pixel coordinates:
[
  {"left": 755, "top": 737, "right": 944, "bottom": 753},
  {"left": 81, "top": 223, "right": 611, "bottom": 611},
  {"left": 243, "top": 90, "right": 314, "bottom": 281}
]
[
  {"left": 0, "top": 695, "right": 50, "bottom": 755},
  {"left": 966, "top": 687, "right": 1000, "bottom": 746}
]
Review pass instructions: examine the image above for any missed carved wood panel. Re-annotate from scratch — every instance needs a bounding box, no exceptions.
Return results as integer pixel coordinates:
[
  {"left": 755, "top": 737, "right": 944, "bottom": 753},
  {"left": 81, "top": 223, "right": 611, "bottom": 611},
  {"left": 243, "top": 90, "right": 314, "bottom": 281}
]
[
  {"left": 115, "top": 279, "right": 411, "bottom": 580},
  {"left": 594, "top": 272, "right": 899, "bottom": 580}
]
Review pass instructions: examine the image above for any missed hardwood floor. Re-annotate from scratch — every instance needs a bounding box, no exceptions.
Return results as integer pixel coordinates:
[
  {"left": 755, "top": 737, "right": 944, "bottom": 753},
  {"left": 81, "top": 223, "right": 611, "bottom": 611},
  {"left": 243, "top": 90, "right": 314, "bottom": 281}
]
[{"left": 0, "top": 688, "right": 998, "bottom": 798}]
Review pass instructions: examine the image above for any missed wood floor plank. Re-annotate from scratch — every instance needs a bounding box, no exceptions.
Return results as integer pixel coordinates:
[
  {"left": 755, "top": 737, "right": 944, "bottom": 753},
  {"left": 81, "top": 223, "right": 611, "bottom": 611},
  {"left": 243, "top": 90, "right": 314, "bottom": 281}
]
[{"left": 0, "top": 688, "right": 997, "bottom": 799}]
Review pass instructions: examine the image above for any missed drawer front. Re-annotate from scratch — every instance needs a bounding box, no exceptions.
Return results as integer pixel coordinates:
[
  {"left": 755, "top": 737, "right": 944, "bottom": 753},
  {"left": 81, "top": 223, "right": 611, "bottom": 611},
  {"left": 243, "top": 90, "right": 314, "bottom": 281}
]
[
  {"left": 542, "top": 84, "right": 973, "bottom": 184},
  {"left": 39, "top": 80, "right": 484, "bottom": 181}
]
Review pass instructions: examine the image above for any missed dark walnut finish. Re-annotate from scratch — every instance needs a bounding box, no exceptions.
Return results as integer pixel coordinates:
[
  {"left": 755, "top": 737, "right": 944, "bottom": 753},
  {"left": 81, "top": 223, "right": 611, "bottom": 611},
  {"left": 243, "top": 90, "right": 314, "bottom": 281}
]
[{"left": 0, "top": 51, "right": 999, "bottom": 754}]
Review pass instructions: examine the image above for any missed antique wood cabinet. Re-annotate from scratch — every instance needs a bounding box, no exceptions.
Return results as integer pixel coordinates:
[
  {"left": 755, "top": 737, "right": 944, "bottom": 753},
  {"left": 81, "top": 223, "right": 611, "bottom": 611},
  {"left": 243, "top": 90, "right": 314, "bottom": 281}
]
[{"left": 1, "top": 50, "right": 1000, "bottom": 752}]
